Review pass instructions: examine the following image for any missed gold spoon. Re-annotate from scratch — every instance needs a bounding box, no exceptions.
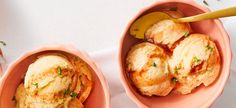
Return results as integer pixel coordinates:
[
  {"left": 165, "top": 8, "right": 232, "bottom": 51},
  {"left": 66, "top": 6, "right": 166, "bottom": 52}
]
[{"left": 130, "top": 6, "right": 236, "bottom": 39}]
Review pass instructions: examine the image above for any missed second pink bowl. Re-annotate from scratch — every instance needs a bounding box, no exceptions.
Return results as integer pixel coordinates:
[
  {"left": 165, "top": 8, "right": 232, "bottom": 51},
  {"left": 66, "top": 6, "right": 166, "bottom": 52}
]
[{"left": 119, "top": 0, "right": 232, "bottom": 108}]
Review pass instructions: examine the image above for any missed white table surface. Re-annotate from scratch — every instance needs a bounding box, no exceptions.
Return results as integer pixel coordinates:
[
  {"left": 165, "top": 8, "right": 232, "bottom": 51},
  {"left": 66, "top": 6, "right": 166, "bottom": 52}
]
[{"left": 0, "top": 0, "right": 236, "bottom": 108}]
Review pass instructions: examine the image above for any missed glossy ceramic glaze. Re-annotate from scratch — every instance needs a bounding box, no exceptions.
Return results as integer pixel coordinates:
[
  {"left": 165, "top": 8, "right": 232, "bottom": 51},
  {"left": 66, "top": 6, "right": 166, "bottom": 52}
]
[
  {"left": 118, "top": 0, "right": 232, "bottom": 108},
  {"left": 0, "top": 45, "right": 110, "bottom": 108}
]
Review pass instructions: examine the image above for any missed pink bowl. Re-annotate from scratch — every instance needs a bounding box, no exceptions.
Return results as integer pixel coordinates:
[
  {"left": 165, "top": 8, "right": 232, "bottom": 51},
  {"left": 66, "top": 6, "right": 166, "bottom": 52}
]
[
  {"left": 118, "top": 0, "right": 232, "bottom": 108},
  {"left": 0, "top": 45, "right": 110, "bottom": 108}
]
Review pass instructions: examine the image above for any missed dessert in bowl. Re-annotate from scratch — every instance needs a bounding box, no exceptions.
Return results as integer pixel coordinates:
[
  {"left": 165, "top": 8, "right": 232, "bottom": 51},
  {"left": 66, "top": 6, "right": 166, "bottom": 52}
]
[
  {"left": 0, "top": 45, "right": 110, "bottom": 108},
  {"left": 119, "top": 0, "right": 232, "bottom": 108}
]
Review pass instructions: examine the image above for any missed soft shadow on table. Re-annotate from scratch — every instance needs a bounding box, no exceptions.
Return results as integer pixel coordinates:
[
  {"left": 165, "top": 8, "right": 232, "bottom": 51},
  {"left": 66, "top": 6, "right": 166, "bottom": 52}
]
[
  {"left": 90, "top": 48, "right": 137, "bottom": 108},
  {"left": 213, "top": 69, "right": 236, "bottom": 108}
]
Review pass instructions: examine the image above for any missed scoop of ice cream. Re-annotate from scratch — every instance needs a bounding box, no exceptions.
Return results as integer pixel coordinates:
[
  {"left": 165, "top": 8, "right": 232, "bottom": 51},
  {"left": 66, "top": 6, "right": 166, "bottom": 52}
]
[
  {"left": 15, "top": 83, "right": 26, "bottom": 108},
  {"left": 126, "top": 42, "right": 174, "bottom": 96},
  {"left": 24, "top": 54, "right": 75, "bottom": 107},
  {"left": 15, "top": 53, "right": 93, "bottom": 108},
  {"left": 145, "top": 11, "right": 191, "bottom": 49},
  {"left": 169, "top": 34, "right": 221, "bottom": 94},
  {"left": 69, "top": 56, "right": 93, "bottom": 104}
]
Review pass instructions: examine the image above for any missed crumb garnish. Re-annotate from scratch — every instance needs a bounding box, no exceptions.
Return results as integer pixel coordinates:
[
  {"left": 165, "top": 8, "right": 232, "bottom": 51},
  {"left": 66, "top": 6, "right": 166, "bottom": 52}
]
[
  {"left": 64, "top": 89, "right": 78, "bottom": 98},
  {"left": 193, "top": 56, "right": 201, "bottom": 63},
  {"left": 57, "top": 66, "right": 62, "bottom": 76},
  {"left": 152, "top": 62, "right": 157, "bottom": 67},
  {"left": 33, "top": 82, "right": 38, "bottom": 88},
  {"left": 64, "top": 89, "right": 70, "bottom": 95},
  {"left": 184, "top": 31, "right": 189, "bottom": 37},
  {"left": 174, "top": 67, "right": 181, "bottom": 74},
  {"left": 206, "top": 45, "right": 213, "bottom": 52},
  {"left": 70, "top": 92, "right": 78, "bottom": 98},
  {"left": 171, "top": 77, "right": 178, "bottom": 83}
]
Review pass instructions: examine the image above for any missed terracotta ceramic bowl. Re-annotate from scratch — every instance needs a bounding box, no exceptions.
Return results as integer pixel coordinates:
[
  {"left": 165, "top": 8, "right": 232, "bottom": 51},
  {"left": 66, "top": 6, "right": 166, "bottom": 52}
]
[
  {"left": 0, "top": 45, "right": 110, "bottom": 108},
  {"left": 119, "top": 0, "right": 232, "bottom": 108}
]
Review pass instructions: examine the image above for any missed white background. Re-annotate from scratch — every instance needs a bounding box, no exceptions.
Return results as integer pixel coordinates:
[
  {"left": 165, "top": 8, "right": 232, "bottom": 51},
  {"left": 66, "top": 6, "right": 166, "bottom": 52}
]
[{"left": 0, "top": 0, "right": 236, "bottom": 108}]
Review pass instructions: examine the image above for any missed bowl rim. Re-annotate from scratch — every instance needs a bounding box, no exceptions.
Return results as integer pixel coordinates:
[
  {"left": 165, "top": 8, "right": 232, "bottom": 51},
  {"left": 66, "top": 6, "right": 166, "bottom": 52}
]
[
  {"left": 0, "top": 44, "right": 111, "bottom": 108},
  {"left": 118, "top": 0, "right": 232, "bottom": 107}
]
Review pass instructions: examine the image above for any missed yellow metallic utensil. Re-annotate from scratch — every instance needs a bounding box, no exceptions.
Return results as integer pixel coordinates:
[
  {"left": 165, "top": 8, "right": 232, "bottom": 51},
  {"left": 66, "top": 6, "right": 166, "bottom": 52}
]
[{"left": 130, "top": 6, "right": 236, "bottom": 39}]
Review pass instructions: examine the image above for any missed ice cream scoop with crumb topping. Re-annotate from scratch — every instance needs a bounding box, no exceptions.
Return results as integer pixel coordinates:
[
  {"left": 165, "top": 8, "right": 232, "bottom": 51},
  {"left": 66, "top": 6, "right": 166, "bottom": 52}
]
[
  {"left": 15, "top": 54, "right": 93, "bottom": 108},
  {"left": 145, "top": 11, "right": 191, "bottom": 49},
  {"left": 24, "top": 54, "right": 75, "bottom": 107},
  {"left": 168, "top": 34, "right": 221, "bottom": 94},
  {"left": 126, "top": 42, "right": 174, "bottom": 96}
]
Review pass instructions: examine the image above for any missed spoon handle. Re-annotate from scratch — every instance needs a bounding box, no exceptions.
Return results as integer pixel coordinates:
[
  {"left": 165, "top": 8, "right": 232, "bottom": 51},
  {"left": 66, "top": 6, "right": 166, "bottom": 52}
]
[{"left": 174, "top": 6, "right": 236, "bottom": 22}]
